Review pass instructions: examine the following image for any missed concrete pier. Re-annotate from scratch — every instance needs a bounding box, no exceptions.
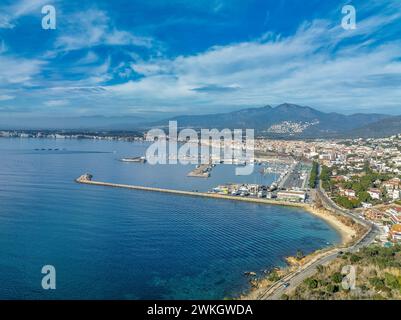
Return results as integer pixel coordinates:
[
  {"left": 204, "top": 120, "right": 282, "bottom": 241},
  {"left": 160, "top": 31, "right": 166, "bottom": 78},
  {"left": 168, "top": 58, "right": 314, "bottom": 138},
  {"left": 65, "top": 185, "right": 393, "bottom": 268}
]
[
  {"left": 187, "top": 164, "right": 211, "bottom": 178},
  {"left": 75, "top": 174, "right": 308, "bottom": 209}
]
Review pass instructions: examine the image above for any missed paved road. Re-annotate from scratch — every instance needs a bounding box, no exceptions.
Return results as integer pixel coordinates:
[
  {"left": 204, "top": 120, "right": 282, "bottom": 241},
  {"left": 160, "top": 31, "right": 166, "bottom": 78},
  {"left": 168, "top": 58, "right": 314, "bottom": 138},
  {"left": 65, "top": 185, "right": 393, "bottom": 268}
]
[
  {"left": 265, "top": 225, "right": 378, "bottom": 300},
  {"left": 259, "top": 165, "right": 379, "bottom": 300}
]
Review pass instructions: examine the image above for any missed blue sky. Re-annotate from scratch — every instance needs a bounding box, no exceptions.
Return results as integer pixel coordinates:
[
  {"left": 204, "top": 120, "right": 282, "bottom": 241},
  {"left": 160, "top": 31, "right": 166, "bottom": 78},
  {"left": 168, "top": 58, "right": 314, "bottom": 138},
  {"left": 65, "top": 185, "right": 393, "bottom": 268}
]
[{"left": 0, "top": 0, "right": 401, "bottom": 120}]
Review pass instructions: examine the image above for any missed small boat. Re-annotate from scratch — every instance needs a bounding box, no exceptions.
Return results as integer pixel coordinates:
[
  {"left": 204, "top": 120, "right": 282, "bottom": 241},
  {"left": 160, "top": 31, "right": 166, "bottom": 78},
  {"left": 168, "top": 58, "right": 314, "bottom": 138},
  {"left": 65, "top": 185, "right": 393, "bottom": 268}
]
[{"left": 120, "top": 156, "right": 146, "bottom": 163}]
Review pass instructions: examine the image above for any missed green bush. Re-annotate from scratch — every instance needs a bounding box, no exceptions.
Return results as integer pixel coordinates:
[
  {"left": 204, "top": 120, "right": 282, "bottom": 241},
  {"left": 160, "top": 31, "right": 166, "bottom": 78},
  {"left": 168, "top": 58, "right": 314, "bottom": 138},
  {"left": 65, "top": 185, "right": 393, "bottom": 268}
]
[
  {"left": 309, "top": 162, "right": 318, "bottom": 189},
  {"left": 350, "top": 254, "right": 361, "bottom": 263},
  {"left": 326, "top": 284, "right": 340, "bottom": 294},
  {"left": 304, "top": 278, "right": 319, "bottom": 289},
  {"left": 331, "top": 272, "right": 343, "bottom": 284},
  {"left": 369, "top": 277, "right": 386, "bottom": 290},
  {"left": 268, "top": 271, "right": 280, "bottom": 282},
  {"left": 385, "top": 273, "right": 401, "bottom": 290}
]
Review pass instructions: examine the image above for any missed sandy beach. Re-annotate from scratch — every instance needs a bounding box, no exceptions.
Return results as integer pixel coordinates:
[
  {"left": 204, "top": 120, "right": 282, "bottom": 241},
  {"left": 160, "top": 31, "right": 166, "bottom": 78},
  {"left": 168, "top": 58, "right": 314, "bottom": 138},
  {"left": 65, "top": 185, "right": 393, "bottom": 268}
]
[{"left": 304, "top": 206, "right": 357, "bottom": 246}]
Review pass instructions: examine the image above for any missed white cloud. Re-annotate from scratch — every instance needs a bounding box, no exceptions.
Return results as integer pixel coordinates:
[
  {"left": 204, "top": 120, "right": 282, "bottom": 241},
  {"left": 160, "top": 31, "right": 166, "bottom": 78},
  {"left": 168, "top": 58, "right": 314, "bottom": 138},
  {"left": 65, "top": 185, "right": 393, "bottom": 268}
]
[
  {"left": 0, "top": 14, "right": 14, "bottom": 29},
  {"left": 76, "top": 51, "right": 99, "bottom": 65},
  {"left": 0, "top": 40, "right": 7, "bottom": 53},
  {"left": 0, "top": 55, "right": 44, "bottom": 85},
  {"left": 0, "top": 94, "right": 15, "bottom": 101},
  {"left": 0, "top": 0, "right": 52, "bottom": 28},
  {"left": 44, "top": 99, "right": 69, "bottom": 107},
  {"left": 54, "top": 9, "right": 153, "bottom": 53},
  {"left": 2, "top": 0, "right": 400, "bottom": 116},
  {"left": 104, "top": 14, "right": 401, "bottom": 114}
]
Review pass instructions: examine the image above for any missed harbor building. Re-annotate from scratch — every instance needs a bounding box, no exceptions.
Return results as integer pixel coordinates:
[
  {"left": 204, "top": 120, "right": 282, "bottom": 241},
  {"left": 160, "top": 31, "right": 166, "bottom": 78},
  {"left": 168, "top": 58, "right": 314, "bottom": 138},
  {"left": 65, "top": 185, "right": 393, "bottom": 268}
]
[{"left": 277, "top": 190, "right": 307, "bottom": 202}]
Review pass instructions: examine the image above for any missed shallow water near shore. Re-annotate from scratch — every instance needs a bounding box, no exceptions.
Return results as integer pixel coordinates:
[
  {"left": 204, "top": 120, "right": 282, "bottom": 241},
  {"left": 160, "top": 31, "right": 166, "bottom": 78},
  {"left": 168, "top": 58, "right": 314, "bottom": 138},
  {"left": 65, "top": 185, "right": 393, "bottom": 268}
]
[{"left": 0, "top": 138, "right": 340, "bottom": 299}]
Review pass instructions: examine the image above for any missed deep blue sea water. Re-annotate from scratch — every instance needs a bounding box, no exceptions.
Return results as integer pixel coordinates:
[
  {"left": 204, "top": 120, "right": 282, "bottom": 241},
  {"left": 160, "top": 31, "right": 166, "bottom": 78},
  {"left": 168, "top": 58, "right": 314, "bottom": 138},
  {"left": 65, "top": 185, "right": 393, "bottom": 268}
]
[{"left": 0, "top": 138, "right": 340, "bottom": 299}]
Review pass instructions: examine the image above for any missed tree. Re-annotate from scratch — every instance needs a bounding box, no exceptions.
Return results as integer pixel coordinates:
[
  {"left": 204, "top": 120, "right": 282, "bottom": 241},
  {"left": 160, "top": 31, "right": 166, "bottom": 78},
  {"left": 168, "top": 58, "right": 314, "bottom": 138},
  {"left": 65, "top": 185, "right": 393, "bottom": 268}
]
[
  {"left": 296, "top": 250, "right": 305, "bottom": 260},
  {"left": 305, "top": 278, "right": 319, "bottom": 289},
  {"left": 358, "top": 191, "right": 371, "bottom": 203},
  {"left": 331, "top": 272, "right": 343, "bottom": 284},
  {"left": 309, "top": 162, "right": 318, "bottom": 189},
  {"left": 335, "top": 196, "right": 358, "bottom": 209}
]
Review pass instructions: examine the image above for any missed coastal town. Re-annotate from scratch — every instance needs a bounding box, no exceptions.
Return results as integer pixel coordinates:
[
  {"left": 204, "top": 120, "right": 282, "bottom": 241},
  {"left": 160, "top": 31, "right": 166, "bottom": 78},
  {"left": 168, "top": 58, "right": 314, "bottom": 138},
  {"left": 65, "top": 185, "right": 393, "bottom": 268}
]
[
  {"left": 254, "top": 135, "right": 401, "bottom": 245},
  {"left": 2, "top": 130, "right": 400, "bottom": 248},
  {"left": 2, "top": 128, "right": 401, "bottom": 301}
]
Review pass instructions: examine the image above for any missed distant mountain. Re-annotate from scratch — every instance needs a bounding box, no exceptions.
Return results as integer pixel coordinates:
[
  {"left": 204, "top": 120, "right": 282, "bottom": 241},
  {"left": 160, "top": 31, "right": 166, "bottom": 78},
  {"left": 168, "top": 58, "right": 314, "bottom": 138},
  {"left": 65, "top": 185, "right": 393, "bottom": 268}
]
[
  {"left": 347, "top": 115, "right": 401, "bottom": 138},
  {"left": 151, "top": 103, "right": 396, "bottom": 138}
]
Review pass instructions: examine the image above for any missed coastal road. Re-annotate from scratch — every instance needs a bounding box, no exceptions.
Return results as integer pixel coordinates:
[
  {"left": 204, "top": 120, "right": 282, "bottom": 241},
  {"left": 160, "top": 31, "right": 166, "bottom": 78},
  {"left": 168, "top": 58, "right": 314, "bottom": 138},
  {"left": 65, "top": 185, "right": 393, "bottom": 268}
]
[
  {"left": 264, "top": 225, "right": 378, "bottom": 300},
  {"left": 259, "top": 165, "right": 379, "bottom": 300},
  {"left": 263, "top": 249, "right": 341, "bottom": 300}
]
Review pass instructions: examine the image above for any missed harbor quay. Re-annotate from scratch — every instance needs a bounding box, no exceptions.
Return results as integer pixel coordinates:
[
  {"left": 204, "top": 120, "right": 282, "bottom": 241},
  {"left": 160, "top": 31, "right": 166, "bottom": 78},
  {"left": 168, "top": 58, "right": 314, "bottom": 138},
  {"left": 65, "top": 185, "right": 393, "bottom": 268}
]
[{"left": 75, "top": 174, "right": 309, "bottom": 208}]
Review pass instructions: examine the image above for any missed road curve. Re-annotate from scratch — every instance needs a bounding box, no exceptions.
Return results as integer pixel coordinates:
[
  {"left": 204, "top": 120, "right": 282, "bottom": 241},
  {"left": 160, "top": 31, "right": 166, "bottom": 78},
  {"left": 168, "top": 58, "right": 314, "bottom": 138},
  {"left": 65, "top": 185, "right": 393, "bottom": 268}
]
[{"left": 259, "top": 165, "right": 378, "bottom": 300}]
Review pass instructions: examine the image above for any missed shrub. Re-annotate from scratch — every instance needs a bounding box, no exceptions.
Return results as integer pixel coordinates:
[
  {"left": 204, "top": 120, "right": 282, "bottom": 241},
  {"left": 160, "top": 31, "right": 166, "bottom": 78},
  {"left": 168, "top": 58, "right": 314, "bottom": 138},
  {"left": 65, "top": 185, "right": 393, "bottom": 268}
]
[
  {"left": 326, "top": 284, "right": 340, "bottom": 294},
  {"left": 350, "top": 254, "right": 361, "bottom": 263},
  {"left": 268, "top": 271, "right": 280, "bottom": 282},
  {"left": 384, "top": 273, "right": 401, "bottom": 290},
  {"left": 304, "top": 278, "right": 319, "bottom": 289},
  {"left": 369, "top": 277, "right": 386, "bottom": 290},
  {"left": 331, "top": 272, "right": 343, "bottom": 284}
]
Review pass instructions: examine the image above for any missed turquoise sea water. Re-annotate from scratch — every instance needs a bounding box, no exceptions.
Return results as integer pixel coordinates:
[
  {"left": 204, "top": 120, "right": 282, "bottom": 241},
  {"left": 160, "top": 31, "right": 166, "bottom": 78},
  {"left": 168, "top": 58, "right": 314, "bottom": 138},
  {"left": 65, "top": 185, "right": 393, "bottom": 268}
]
[{"left": 0, "top": 138, "right": 340, "bottom": 299}]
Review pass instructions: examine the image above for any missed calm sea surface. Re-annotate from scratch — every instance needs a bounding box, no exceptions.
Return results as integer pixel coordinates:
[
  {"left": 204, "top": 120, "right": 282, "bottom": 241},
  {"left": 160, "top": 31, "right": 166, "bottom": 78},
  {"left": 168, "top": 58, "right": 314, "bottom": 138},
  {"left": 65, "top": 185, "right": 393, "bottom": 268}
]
[{"left": 0, "top": 138, "right": 340, "bottom": 299}]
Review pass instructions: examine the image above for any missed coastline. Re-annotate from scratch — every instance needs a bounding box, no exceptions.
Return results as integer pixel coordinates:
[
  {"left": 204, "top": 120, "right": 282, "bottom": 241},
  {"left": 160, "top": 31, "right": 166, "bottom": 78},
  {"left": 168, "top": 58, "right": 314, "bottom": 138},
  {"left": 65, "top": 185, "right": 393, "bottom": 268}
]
[
  {"left": 76, "top": 176, "right": 362, "bottom": 300},
  {"left": 76, "top": 176, "right": 356, "bottom": 245},
  {"left": 239, "top": 204, "right": 365, "bottom": 300},
  {"left": 303, "top": 205, "right": 356, "bottom": 246}
]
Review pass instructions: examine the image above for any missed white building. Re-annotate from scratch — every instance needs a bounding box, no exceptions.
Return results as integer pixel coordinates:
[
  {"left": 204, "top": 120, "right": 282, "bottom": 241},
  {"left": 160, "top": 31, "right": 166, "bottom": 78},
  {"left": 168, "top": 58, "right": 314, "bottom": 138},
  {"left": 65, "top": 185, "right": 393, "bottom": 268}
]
[{"left": 277, "top": 190, "right": 306, "bottom": 202}]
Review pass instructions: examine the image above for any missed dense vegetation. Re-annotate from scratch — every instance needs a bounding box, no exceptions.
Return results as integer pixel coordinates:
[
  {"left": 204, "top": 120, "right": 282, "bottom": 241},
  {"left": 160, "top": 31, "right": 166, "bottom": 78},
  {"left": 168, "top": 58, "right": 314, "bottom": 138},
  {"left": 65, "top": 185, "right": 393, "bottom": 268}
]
[
  {"left": 320, "top": 165, "right": 332, "bottom": 191},
  {"left": 324, "top": 164, "right": 396, "bottom": 209},
  {"left": 335, "top": 196, "right": 360, "bottom": 209},
  {"left": 286, "top": 244, "right": 401, "bottom": 300},
  {"left": 309, "top": 161, "right": 318, "bottom": 188}
]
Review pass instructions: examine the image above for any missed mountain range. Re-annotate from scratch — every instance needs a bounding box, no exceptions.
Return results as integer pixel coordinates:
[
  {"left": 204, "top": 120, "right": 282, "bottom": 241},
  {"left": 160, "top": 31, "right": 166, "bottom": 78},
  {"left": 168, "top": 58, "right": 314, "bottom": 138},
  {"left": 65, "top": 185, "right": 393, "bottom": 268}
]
[
  {"left": 2, "top": 103, "right": 399, "bottom": 138},
  {"left": 152, "top": 103, "right": 400, "bottom": 138}
]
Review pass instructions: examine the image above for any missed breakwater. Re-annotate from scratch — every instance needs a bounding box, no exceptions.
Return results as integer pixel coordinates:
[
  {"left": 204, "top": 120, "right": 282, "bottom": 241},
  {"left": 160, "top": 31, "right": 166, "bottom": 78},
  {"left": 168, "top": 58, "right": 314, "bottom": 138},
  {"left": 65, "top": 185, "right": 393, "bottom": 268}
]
[{"left": 75, "top": 174, "right": 308, "bottom": 209}]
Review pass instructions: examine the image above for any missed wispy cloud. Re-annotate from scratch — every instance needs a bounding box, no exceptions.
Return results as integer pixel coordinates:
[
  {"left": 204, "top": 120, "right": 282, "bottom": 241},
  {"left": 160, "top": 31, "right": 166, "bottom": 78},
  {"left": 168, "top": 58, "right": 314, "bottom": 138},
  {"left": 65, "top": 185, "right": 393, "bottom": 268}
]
[
  {"left": 0, "top": 94, "right": 15, "bottom": 101},
  {"left": 1, "top": 0, "right": 401, "bottom": 117},
  {"left": 44, "top": 99, "right": 69, "bottom": 107},
  {"left": 0, "top": 55, "right": 44, "bottom": 85},
  {"left": 54, "top": 9, "right": 154, "bottom": 53},
  {"left": 104, "top": 8, "right": 401, "bottom": 114},
  {"left": 0, "top": 0, "right": 52, "bottom": 29}
]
